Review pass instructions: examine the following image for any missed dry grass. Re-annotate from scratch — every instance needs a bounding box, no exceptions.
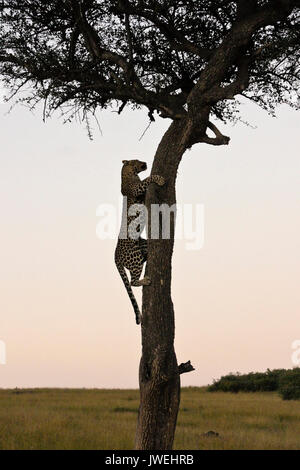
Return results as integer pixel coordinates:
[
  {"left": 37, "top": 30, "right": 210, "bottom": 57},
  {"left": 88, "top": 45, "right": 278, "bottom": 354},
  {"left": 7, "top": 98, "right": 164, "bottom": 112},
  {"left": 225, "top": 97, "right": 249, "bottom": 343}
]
[{"left": 0, "top": 387, "right": 299, "bottom": 450}]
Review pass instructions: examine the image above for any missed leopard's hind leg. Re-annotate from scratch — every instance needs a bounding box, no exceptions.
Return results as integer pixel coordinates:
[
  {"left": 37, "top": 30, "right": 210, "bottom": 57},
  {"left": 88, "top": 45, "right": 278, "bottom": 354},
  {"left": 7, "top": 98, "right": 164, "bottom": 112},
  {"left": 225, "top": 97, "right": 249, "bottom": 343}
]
[
  {"left": 138, "top": 237, "right": 148, "bottom": 262},
  {"left": 129, "top": 249, "right": 151, "bottom": 286}
]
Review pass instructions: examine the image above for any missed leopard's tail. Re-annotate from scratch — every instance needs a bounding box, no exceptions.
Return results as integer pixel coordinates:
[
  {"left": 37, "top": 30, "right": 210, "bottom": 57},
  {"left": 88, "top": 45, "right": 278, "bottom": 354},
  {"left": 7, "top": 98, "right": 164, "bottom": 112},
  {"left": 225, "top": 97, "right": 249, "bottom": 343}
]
[{"left": 115, "top": 262, "right": 141, "bottom": 325}]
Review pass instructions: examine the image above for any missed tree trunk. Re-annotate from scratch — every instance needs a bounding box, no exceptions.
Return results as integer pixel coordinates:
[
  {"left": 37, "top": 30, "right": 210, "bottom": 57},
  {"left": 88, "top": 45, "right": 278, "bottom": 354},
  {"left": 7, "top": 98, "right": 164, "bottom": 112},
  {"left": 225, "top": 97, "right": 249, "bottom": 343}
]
[{"left": 135, "top": 118, "right": 194, "bottom": 450}]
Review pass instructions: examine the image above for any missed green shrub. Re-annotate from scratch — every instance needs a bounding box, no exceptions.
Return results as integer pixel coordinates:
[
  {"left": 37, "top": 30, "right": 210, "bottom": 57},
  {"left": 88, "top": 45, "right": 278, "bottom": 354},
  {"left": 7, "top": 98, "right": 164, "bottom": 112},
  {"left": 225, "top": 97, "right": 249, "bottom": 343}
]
[
  {"left": 278, "top": 369, "right": 300, "bottom": 400},
  {"left": 208, "top": 368, "right": 300, "bottom": 395}
]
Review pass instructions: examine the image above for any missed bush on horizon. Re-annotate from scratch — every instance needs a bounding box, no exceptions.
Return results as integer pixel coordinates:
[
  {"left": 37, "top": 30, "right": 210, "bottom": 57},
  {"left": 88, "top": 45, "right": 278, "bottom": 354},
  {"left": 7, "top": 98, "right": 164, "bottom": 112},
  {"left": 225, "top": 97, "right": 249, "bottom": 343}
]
[
  {"left": 278, "top": 369, "right": 300, "bottom": 400},
  {"left": 208, "top": 368, "right": 300, "bottom": 400}
]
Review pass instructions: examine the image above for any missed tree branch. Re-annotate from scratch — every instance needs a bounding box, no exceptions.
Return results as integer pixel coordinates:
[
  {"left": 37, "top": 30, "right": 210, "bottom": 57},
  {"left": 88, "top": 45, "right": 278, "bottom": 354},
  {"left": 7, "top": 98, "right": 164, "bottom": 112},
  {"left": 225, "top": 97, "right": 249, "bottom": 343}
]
[
  {"left": 124, "top": 12, "right": 134, "bottom": 64},
  {"left": 190, "top": 120, "right": 230, "bottom": 146},
  {"left": 211, "top": 55, "right": 251, "bottom": 102},
  {"left": 70, "top": 0, "right": 131, "bottom": 73},
  {"left": 187, "top": 0, "right": 300, "bottom": 114},
  {"left": 114, "top": 0, "right": 212, "bottom": 60},
  {"left": 236, "top": 0, "right": 258, "bottom": 20},
  {"left": 0, "top": 54, "right": 21, "bottom": 66},
  {"left": 68, "top": 25, "right": 80, "bottom": 67},
  {"left": 64, "top": 0, "right": 187, "bottom": 119},
  {"left": 178, "top": 361, "right": 195, "bottom": 375}
]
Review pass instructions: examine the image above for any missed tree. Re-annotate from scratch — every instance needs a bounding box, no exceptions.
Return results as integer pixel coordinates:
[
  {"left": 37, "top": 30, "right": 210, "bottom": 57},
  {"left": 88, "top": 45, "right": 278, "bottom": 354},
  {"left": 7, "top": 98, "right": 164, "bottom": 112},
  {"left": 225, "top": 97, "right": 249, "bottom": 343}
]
[{"left": 0, "top": 0, "right": 299, "bottom": 450}]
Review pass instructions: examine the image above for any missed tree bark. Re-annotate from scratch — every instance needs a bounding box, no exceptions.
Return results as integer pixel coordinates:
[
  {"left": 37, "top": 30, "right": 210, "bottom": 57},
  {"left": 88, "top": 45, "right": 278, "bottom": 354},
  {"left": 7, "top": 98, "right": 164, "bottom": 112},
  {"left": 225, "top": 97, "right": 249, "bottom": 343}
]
[{"left": 135, "top": 118, "right": 194, "bottom": 450}]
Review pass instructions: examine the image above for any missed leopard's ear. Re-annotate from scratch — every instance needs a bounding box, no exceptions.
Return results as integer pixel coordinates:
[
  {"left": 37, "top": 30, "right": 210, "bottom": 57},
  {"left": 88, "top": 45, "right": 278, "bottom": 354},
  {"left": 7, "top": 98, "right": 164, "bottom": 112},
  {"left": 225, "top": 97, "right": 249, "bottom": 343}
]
[{"left": 122, "top": 160, "right": 129, "bottom": 165}]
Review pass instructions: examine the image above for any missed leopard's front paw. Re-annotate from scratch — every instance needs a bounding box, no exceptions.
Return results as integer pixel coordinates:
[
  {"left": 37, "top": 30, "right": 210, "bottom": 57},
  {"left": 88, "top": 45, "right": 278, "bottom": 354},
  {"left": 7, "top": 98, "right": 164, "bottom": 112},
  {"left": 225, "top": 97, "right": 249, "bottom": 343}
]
[
  {"left": 152, "top": 175, "right": 165, "bottom": 186},
  {"left": 142, "top": 276, "right": 151, "bottom": 285}
]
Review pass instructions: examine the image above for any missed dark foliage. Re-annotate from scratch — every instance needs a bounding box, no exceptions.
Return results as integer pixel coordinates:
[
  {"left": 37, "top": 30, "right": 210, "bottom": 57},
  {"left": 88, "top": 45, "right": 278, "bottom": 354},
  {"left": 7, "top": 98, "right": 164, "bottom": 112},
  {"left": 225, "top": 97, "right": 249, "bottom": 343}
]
[
  {"left": 0, "top": 1, "right": 299, "bottom": 137},
  {"left": 278, "top": 369, "right": 300, "bottom": 400},
  {"left": 209, "top": 368, "right": 300, "bottom": 400}
]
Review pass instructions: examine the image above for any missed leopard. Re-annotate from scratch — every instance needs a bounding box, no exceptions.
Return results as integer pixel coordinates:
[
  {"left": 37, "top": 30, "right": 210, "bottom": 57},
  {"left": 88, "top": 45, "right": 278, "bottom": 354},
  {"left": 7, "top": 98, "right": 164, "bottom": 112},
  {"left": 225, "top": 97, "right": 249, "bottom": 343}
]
[{"left": 114, "top": 159, "right": 165, "bottom": 325}]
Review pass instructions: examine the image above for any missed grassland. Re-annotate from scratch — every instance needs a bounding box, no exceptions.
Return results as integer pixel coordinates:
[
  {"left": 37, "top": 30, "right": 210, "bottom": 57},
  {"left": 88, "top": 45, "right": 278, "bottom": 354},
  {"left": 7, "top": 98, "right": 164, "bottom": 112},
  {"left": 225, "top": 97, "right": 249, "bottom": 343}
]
[{"left": 0, "top": 387, "right": 299, "bottom": 450}]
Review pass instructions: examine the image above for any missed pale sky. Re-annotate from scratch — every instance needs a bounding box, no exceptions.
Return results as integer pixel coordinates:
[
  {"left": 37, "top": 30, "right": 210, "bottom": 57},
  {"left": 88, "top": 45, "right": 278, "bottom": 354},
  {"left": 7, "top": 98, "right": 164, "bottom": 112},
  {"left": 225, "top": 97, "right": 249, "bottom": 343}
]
[{"left": 0, "top": 87, "right": 299, "bottom": 388}]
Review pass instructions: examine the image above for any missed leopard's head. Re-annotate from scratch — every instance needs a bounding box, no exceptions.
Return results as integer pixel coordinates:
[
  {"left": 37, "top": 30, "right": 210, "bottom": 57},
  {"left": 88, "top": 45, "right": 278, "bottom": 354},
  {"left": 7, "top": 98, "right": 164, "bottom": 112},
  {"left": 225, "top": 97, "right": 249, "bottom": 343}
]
[{"left": 122, "top": 159, "right": 147, "bottom": 175}]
